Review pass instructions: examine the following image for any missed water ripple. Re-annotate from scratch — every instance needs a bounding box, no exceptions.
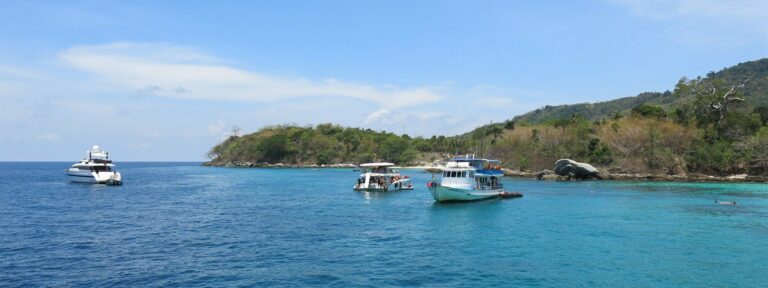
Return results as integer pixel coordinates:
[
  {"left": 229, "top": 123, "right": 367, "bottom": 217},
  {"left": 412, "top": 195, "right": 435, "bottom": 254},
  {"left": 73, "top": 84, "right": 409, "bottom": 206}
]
[{"left": 0, "top": 163, "right": 766, "bottom": 287}]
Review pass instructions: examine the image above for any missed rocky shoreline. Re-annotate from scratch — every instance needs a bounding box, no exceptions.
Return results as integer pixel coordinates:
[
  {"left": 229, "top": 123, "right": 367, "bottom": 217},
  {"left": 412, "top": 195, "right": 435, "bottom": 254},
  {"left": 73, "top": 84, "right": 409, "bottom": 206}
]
[
  {"left": 202, "top": 161, "right": 358, "bottom": 169},
  {"left": 203, "top": 161, "right": 766, "bottom": 183},
  {"left": 502, "top": 169, "right": 768, "bottom": 183}
]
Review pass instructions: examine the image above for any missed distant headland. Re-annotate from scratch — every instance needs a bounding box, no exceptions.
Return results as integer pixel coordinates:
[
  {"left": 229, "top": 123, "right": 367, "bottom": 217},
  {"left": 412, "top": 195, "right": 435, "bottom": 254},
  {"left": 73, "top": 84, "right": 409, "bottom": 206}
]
[{"left": 205, "top": 58, "right": 768, "bottom": 183}]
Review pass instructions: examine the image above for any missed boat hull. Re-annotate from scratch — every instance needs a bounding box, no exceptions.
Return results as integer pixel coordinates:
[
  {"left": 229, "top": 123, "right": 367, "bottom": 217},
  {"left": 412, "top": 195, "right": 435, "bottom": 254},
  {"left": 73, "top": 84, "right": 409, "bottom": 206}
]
[
  {"left": 67, "top": 171, "right": 98, "bottom": 183},
  {"left": 429, "top": 185, "right": 504, "bottom": 202},
  {"left": 354, "top": 177, "right": 412, "bottom": 192},
  {"left": 67, "top": 169, "right": 122, "bottom": 185}
]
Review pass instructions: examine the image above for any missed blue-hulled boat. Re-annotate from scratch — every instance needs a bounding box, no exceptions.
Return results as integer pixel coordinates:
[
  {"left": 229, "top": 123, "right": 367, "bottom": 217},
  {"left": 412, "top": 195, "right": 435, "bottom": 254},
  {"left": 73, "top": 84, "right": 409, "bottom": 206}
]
[{"left": 427, "top": 156, "right": 507, "bottom": 202}]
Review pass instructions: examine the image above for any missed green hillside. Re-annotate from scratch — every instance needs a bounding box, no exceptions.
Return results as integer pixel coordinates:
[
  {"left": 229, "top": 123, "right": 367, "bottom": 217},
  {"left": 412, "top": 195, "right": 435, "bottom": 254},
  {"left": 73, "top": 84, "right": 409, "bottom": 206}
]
[
  {"left": 512, "top": 58, "right": 768, "bottom": 124},
  {"left": 206, "top": 58, "right": 768, "bottom": 176}
]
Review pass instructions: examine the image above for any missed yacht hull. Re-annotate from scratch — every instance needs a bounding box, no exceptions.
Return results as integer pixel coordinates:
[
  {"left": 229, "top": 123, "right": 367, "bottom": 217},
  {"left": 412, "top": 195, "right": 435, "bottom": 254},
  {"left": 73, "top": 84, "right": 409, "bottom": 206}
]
[
  {"left": 67, "top": 169, "right": 122, "bottom": 185},
  {"left": 67, "top": 170, "right": 98, "bottom": 183},
  {"left": 354, "top": 177, "right": 412, "bottom": 192},
  {"left": 354, "top": 180, "right": 413, "bottom": 192},
  {"left": 429, "top": 185, "right": 504, "bottom": 202}
]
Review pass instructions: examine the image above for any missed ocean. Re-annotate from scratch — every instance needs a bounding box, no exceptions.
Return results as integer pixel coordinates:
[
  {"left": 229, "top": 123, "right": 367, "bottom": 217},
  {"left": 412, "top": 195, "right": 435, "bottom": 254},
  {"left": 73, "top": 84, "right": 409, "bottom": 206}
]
[{"left": 1, "top": 162, "right": 766, "bottom": 287}]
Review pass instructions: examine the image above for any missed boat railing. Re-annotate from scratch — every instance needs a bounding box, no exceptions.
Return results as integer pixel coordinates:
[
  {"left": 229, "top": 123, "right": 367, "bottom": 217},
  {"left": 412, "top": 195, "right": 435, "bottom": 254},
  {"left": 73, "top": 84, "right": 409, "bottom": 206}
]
[{"left": 474, "top": 183, "right": 503, "bottom": 190}]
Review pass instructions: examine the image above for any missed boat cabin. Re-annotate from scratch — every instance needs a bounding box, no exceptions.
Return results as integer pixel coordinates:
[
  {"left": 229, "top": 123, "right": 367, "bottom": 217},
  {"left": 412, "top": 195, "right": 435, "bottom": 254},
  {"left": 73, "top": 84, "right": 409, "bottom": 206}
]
[
  {"left": 354, "top": 162, "right": 412, "bottom": 191},
  {"left": 440, "top": 157, "right": 503, "bottom": 190}
]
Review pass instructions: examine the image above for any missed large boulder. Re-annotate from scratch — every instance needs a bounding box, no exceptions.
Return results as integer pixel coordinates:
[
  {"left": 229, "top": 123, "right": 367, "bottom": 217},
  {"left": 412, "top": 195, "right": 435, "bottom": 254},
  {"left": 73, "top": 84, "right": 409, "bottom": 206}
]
[{"left": 554, "top": 159, "right": 603, "bottom": 180}]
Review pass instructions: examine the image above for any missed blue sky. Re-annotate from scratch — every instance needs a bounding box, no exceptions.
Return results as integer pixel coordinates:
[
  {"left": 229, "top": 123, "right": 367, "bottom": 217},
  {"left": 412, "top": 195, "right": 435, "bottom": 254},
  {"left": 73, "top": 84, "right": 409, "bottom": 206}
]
[{"left": 1, "top": 0, "right": 766, "bottom": 161}]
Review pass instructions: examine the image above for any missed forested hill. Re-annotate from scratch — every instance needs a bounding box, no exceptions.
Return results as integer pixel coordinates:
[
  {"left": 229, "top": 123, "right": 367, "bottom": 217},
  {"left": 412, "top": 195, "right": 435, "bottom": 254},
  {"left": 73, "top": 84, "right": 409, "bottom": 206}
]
[
  {"left": 512, "top": 58, "right": 768, "bottom": 124},
  {"left": 207, "top": 58, "right": 768, "bottom": 177}
]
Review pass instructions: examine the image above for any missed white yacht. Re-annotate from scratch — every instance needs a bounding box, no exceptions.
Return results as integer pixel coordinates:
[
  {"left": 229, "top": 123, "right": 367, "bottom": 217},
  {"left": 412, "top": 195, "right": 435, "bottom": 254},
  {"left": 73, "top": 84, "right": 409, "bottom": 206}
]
[
  {"left": 66, "top": 145, "right": 122, "bottom": 185},
  {"left": 353, "top": 162, "right": 413, "bottom": 192},
  {"left": 428, "top": 156, "right": 516, "bottom": 202}
]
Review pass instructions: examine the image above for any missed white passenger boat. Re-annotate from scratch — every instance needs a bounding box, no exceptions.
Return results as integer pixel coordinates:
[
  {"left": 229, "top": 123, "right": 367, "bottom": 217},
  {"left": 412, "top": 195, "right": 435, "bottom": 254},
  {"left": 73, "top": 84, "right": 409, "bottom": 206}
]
[
  {"left": 66, "top": 145, "right": 122, "bottom": 185},
  {"left": 353, "top": 162, "right": 413, "bottom": 191},
  {"left": 427, "top": 156, "right": 514, "bottom": 202}
]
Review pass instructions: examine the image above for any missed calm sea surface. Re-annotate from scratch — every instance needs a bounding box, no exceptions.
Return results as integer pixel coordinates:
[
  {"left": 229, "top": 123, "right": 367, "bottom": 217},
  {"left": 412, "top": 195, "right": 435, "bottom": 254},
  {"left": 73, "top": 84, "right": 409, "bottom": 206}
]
[{"left": 1, "top": 162, "right": 766, "bottom": 287}]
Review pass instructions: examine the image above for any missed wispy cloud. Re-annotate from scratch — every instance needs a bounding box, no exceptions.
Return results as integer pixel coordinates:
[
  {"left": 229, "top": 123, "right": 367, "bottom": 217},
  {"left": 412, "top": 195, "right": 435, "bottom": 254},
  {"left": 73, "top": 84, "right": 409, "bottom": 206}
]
[
  {"left": 35, "top": 133, "right": 60, "bottom": 141},
  {"left": 207, "top": 120, "right": 227, "bottom": 136},
  {"left": 612, "top": 0, "right": 768, "bottom": 18},
  {"left": 363, "top": 108, "right": 391, "bottom": 125},
  {"left": 611, "top": 0, "right": 768, "bottom": 36},
  {"left": 59, "top": 42, "right": 443, "bottom": 108}
]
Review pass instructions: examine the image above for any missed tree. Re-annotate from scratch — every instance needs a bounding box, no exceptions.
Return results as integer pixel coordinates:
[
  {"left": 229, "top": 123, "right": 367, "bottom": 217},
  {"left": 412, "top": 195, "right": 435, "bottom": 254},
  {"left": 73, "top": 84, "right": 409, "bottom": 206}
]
[
  {"left": 674, "top": 77, "right": 748, "bottom": 125},
  {"left": 748, "top": 127, "right": 768, "bottom": 173},
  {"left": 754, "top": 106, "right": 768, "bottom": 126},
  {"left": 231, "top": 126, "right": 241, "bottom": 137},
  {"left": 258, "top": 134, "right": 290, "bottom": 163},
  {"left": 504, "top": 120, "right": 516, "bottom": 130},
  {"left": 717, "top": 112, "right": 762, "bottom": 141},
  {"left": 631, "top": 104, "right": 667, "bottom": 119},
  {"left": 485, "top": 124, "right": 504, "bottom": 144}
]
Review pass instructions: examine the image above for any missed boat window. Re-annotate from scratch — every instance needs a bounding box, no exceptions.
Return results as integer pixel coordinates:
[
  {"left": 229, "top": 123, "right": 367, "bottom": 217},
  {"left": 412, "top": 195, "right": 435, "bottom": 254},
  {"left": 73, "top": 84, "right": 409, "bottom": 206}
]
[
  {"left": 93, "top": 166, "right": 109, "bottom": 172},
  {"left": 461, "top": 171, "right": 467, "bottom": 177}
]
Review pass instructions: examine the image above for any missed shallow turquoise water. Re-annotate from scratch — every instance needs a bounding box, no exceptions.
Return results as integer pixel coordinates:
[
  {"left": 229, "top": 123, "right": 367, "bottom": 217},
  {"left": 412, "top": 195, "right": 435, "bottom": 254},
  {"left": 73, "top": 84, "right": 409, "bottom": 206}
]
[{"left": 1, "top": 162, "right": 766, "bottom": 287}]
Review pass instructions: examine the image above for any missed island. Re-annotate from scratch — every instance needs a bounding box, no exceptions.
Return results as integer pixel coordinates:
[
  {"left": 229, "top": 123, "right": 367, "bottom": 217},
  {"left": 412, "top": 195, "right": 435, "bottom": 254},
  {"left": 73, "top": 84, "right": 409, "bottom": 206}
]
[{"left": 205, "top": 59, "right": 768, "bottom": 183}]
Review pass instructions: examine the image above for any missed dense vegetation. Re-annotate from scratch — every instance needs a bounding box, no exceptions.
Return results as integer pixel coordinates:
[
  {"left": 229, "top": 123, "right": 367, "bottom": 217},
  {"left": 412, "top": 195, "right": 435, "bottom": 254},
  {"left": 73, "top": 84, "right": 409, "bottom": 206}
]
[
  {"left": 207, "top": 58, "right": 768, "bottom": 176},
  {"left": 207, "top": 124, "right": 442, "bottom": 166},
  {"left": 512, "top": 59, "right": 768, "bottom": 124}
]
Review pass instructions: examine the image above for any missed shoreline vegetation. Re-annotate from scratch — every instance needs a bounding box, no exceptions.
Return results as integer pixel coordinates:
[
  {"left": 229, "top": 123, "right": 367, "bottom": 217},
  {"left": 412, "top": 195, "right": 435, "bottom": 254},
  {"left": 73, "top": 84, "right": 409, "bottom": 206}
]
[
  {"left": 205, "top": 59, "right": 768, "bottom": 183},
  {"left": 202, "top": 161, "right": 767, "bottom": 183}
]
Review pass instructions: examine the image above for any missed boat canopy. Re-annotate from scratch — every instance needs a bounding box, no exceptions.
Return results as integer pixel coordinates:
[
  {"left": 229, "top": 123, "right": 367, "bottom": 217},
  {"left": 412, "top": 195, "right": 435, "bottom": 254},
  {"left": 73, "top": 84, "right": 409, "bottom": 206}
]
[
  {"left": 445, "top": 161, "right": 471, "bottom": 168},
  {"left": 359, "top": 162, "right": 395, "bottom": 168},
  {"left": 451, "top": 157, "right": 501, "bottom": 163}
]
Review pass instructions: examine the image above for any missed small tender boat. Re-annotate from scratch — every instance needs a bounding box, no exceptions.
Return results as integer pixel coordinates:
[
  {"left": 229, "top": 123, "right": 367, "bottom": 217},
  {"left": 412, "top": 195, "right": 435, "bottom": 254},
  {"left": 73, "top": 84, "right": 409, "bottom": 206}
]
[
  {"left": 353, "top": 162, "right": 413, "bottom": 191},
  {"left": 66, "top": 145, "right": 122, "bottom": 185},
  {"left": 715, "top": 200, "right": 737, "bottom": 206},
  {"left": 427, "top": 155, "right": 514, "bottom": 202}
]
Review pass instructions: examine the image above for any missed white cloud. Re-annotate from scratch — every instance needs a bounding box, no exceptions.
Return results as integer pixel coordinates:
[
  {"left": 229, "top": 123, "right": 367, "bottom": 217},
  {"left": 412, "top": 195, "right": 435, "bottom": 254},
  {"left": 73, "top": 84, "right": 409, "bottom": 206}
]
[
  {"left": 35, "top": 133, "right": 60, "bottom": 141},
  {"left": 59, "top": 42, "right": 443, "bottom": 108},
  {"left": 363, "top": 108, "right": 390, "bottom": 125},
  {"left": 207, "top": 120, "right": 226, "bottom": 135},
  {"left": 611, "top": 0, "right": 768, "bottom": 36},
  {"left": 613, "top": 0, "right": 768, "bottom": 18},
  {"left": 476, "top": 96, "right": 514, "bottom": 107}
]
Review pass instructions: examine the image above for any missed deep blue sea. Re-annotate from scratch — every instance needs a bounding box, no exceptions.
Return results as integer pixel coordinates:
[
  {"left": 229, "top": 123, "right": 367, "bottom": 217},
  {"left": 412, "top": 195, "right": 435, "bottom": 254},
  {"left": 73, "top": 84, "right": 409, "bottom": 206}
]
[{"left": 1, "top": 162, "right": 766, "bottom": 287}]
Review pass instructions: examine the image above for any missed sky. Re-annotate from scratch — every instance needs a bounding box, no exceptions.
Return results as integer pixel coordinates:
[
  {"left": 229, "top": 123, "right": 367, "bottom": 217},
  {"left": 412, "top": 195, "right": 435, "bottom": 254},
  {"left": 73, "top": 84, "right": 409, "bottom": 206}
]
[{"left": 1, "top": 0, "right": 767, "bottom": 161}]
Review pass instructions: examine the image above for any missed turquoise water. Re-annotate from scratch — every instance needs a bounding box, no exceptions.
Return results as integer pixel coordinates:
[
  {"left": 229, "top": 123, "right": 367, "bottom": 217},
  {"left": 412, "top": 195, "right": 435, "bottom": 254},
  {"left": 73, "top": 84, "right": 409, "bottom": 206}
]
[{"left": 1, "top": 162, "right": 766, "bottom": 287}]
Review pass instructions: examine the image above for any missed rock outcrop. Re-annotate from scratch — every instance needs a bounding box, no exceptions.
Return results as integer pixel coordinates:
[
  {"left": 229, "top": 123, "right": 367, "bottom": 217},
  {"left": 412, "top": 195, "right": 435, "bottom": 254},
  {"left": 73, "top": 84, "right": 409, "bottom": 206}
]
[
  {"left": 536, "top": 169, "right": 558, "bottom": 180},
  {"left": 554, "top": 159, "right": 603, "bottom": 180}
]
